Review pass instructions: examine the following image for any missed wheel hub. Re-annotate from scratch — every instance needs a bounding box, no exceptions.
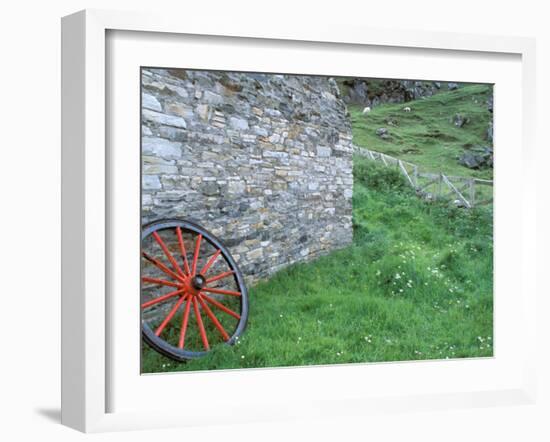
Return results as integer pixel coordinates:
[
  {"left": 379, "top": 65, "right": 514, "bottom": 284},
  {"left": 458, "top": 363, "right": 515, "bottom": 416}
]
[{"left": 191, "top": 274, "right": 206, "bottom": 291}]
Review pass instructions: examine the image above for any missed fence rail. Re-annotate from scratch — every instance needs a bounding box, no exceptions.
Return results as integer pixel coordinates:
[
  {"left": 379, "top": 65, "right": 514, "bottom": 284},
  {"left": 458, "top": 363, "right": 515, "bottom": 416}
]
[{"left": 354, "top": 145, "right": 493, "bottom": 208}]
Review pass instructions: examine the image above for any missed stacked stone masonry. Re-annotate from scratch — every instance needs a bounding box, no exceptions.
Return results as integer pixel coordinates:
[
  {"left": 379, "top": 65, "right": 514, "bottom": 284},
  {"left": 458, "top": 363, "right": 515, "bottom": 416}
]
[{"left": 142, "top": 69, "right": 353, "bottom": 285}]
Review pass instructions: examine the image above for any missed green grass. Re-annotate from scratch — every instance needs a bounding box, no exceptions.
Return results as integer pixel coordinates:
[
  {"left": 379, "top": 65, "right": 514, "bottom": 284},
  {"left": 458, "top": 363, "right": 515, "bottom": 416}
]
[
  {"left": 350, "top": 84, "right": 493, "bottom": 180},
  {"left": 142, "top": 159, "right": 493, "bottom": 373}
]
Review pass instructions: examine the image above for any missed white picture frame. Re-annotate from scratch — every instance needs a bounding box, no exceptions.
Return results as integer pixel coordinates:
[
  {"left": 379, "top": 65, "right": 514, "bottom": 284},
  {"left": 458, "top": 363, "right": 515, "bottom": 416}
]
[{"left": 61, "top": 9, "right": 538, "bottom": 433}]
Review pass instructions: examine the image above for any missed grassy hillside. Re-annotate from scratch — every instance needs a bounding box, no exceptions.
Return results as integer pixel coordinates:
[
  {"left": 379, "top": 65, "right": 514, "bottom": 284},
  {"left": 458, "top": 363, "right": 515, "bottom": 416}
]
[
  {"left": 350, "top": 84, "right": 493, "bottom": 180},
  {"left": 142, "top": 159, "right": 493, "bottom": 373}
]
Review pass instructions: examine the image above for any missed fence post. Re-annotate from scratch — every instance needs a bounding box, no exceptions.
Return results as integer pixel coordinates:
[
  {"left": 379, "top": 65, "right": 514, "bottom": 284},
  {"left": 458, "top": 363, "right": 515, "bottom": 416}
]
[
  {"left": 469, "top": 179, "right": 476, "bottom": 208},
  {"left": 398, "top": 160, "right": 415, "bottom": 188},
  {"left": 413, "top": 166, "right": 418, "bottom": 188}
]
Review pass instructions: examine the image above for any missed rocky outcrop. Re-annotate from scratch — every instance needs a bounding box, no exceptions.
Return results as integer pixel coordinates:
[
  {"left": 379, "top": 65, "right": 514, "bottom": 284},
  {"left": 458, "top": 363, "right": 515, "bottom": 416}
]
[
  {"left": 141, "top": 69, "right": 354, "bottom": 284},
  {"left": 459, "top": 146, "right": 493, "bottom": 169},
  {"left": 451, "top": 113, "right": 470, "bottom": 128},
  {"left": 340, "top": 78, "right": 461, "bottom": 107},
  {"left": 375, "top": 127, "right": 390, "bottom": 140}
]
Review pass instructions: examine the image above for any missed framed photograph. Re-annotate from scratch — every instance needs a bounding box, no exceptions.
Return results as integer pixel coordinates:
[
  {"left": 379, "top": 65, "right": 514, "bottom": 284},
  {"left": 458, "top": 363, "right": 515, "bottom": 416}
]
[{"left": 61, "top": 9, "right": 537, "bottom": 432}]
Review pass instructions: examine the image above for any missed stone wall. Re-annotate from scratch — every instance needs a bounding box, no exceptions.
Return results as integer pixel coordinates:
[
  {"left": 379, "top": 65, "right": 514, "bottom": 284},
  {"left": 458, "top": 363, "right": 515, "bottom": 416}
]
[{"left": 141, "top": 69, "right": 353, "bottom": 285}]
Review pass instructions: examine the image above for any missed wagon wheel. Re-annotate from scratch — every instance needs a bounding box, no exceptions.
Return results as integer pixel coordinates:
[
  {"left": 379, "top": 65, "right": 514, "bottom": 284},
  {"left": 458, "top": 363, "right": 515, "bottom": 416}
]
[{"left": 141, "top": 219, "right": 249, "bottom": 361}]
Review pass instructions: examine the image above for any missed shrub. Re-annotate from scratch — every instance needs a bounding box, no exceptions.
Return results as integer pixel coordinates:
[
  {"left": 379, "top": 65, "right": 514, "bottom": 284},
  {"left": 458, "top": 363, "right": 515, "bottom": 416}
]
[{"left": 353, "top": 156, "right": 410, "bottom": 193}]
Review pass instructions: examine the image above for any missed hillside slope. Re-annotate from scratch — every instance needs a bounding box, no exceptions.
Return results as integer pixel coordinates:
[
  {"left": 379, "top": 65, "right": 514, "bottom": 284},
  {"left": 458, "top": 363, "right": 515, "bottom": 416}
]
[{"left": 349, "top": 84, "right": 493, "bottom": 180}]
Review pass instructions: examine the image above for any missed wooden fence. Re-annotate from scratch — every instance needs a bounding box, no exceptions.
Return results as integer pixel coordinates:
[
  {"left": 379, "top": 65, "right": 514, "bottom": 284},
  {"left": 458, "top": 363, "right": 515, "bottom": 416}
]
[{"left": 354, "top": 146, "right": 493, "bottom": 208}]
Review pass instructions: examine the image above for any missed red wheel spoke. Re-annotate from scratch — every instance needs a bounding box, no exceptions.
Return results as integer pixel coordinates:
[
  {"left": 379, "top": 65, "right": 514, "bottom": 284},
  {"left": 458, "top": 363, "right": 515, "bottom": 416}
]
[
  {"left": 206, "top": 270, "right": 235, "bottom": 284},
  {"left": 141, "top": 288, "right": 185, "bottom": 309},
  {"left": 200, "top": 249, "right": 221, "bottom": 276},
  {"left": 191, "top": 234, "right": 202, "bottom": 275},
  {"left": 202, "top": 287, "right": 241, "bottom": 297},
  {"left": 193, "top": 297, "right": 210, "bottom": 350},
  {"left": 198, "top": 296, "right": 230, "bottom": 341},
  {"left": 154, "top": 295, "right": 187, "bottom": 336},
  {"left": 176, "top": 226, "right": 191, "bottom": 276},
  {"left": 141, "top": 276, "right": 180, "bottom": 288},
  {"left": 178, "top": 296, "right": 193, "bottom": 349},
  {"left": 142, "top": 252, "right": 185, "bottom": 283},
  {"left": 200, "top": 294, "right": 241, "bottom": 320},
  {"left": 153, "top": 231, "right": 185, "bottom": 277}
]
